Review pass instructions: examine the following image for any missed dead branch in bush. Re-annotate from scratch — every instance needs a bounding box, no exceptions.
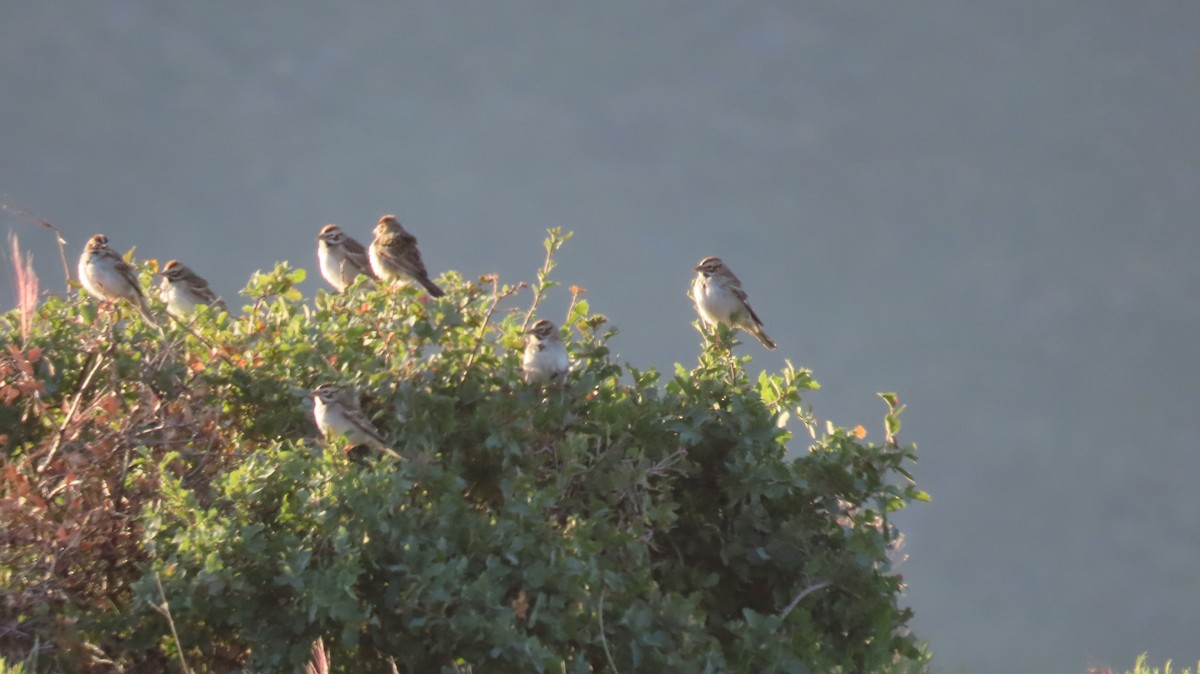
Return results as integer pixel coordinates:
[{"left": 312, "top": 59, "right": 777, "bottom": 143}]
[
  {"left": 1, "top": 199, "right": 71, "bottom": 289},
  {"left": 460, "top": 274, "right": 521, "bottom": 385},
  {"left": 39, "top": 350, "right": 105, "bottom": 473},
  {"left": 779, "top": 580, "right": 832, "bottom": 621},
  {"left": 597, "top": 587, "right": 621, "bottom": 674},
  {"left": 153, "top": 572, "right": 193, "bottom": 674},
  {"left": 166, "top": 313, "right": 237, "bottom": 368}
]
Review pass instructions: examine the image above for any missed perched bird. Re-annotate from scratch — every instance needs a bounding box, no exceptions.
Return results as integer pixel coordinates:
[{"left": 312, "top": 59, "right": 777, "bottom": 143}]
[
  {"left": 523, "top": 319, "right": 569, "bottom": 385},
  {"left": 77, "top": 234, "right": 156, "bottom": 324},
  {"left": 158, "top": 259, "right": 228, "bottom": 318},
  {"left": 317, "top": 224, "right": 375, "bottom": 292},
  {"left": 311, "top": 383, "right": 402, "bottom": 460},
  {"left": 368, "top": 215, "right": 445, "bottom": 297},
  {"left": 691, "top": 256, "right": 777, "bottom": 350}
]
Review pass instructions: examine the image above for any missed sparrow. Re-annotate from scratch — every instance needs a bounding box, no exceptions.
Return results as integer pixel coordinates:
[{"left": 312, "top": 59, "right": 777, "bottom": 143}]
[
  {"left": 523, "top": 319, "right": 569, "bottom": 385},
  {"left": 311, "top": 383, "right": 402, "bottom": 460},
  {"left": 317, "top": 224, "right": 376, "bottom": 292},
  {"left": 691, "top": 256, "right": 777, "bottom": 350},
  {"left": 77, "top": 234, "right": 157, "bottom": 324},
  {"left": 368, "top": 215, "right": 445, "bottom": 297},
  {"left": 158, "top": 259, "right": 228, "bottom": 318}
]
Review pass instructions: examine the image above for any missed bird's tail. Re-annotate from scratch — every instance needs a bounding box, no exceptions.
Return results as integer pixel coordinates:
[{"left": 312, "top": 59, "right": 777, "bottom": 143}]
[
  {"left": 133, "top": 293, "right": 159, "bottom": 328},
  {"left": 751, "top": 325, "right": 777, "bottom": 350},
  {"left": 367, "top": 436, "right": 405, "bottom": 461},
  {"left": 419, "top": 276, "right": 446, "bottom": 298}
]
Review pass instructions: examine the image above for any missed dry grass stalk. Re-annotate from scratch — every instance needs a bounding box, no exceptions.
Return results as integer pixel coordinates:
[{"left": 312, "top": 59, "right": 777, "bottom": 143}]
[
  {"left": 8, "top": 231, "right": 39, "bottom": 344},
  {"left": 304, "top": 637, "right": 330, "bottom": 674}
]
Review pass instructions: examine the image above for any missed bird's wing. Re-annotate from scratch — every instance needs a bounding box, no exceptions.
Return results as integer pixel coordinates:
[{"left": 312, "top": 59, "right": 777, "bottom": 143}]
[{"left": 342, "top": 237, "right": 377, "bottom": 277}]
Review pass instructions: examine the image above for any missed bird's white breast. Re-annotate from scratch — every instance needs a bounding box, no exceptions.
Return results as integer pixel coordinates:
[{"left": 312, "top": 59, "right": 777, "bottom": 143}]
[
  {"left": 162, "top": 282, "right": 199, "bottom": 318},
  {"left": 692, "top": 275, "right": 739, "bottom": 325},
  {"left": 315, "top": 398, "right": 372, "bottom": 445},
  {"left": 81, "top": 252, "right": 131, "bottom": 300},
  {"left": 366, "top": 245, "right": 384, "bottom": 278},
  {"left": 314, "top": 398, "right": 339, "bottom": 430},
  {"left": 313, "top": 397, "right": 345, "bottom": 436},
  {"left": 369, "top": 242, "right": 417, "bottom": 287},
  {"left": 523, "top": 341, "right": 569, "bottom": 384},
  {"left": 319, "top": 243, "right": 351, "bottom": 290}
]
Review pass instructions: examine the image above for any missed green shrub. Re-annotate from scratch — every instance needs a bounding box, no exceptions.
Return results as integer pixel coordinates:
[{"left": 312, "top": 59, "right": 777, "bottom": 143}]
[
  {"left": 1, "top": 229, "right": 926, "bottom": 672},
  {"left": 1112, "top": 653, "right": 1200, "bottom": 674}
]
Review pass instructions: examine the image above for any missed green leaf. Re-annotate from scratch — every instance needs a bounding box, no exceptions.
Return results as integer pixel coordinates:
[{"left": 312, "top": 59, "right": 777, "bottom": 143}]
[
  {"left": 886, "top": 413, "right": 901, "bottom": 437},
  {"left": 568, "top": 298, "right": 590, "bottom": 326}
]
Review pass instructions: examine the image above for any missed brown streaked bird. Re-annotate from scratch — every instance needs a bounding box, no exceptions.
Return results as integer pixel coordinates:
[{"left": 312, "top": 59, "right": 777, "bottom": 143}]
[
  {"left": 158, "top": 259, "right": 228, "bottom": 318},
  {"left": 310, "top": 383, "right": 403, "bottom": 460},
  {"left": 368, "top": 215, "right": 445, "bottom": 297},
  {"left": 317, "top": 224, "right": 376, "bottom": 292},
  {"left": 691, "top": 256, "right": 777, "bottom": 350},
  {"left": 522, "top": 319, "right": 569, "bottom": 385},
  {"left": 77, "top": 234, "right": 157, "bottom": 324}
]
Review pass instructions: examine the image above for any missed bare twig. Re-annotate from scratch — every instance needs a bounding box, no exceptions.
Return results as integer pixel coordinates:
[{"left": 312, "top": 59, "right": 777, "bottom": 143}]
[
  {"left": 645, "top": 446, "right": 688, "bottom": 478},
  {"left": 563, "top": 284, "right": 584, "bottom": 327},
  {"left": 153, "top": 572, "right": 193, "bottom": 674},
  {"left": 38, "top": 351, "right": 106, "bottom": 473},
  {"left": 778, "top": 580, "right": 831, "bottom": 621},
  {"left": 597, "top": 587, "right": 620, "bottom": 674},
  {"left": 460, "top": 274, "right": 520, "bottom": 384},
  {"left": 1, "top": 199, "right": 71, "bottom": 288},
  {"left": 167, "top": 313, "right": 237, "bottom": 367}
]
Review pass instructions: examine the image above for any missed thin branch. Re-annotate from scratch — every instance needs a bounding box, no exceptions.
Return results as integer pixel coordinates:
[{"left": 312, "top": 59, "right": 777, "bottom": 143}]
[
  {"left": 153, "top": 572, "right": 193, "bottom": 674},
  {"left": 597, "top": 587, "right": 620, "bottom": 674},
  {"left": 38, "top": 351, "right": 106, "bottom": 473},
  {"left": 459, "top": 274, "right": 520, "bottom": 385},
  {"left": 778, "top": 580, "right": 831, "bottom": 621},
  {"left": 167, "top": 313, "right": 237, "bottom": 367},
  {"left": 0, "top": 199, "right": 71, "bottom": 289},
  {"left": 563, "top": 284, "right": 584, "bottom": 327},
  {"left": 521, "top": 228, "right": 569, "bottom": 332}
]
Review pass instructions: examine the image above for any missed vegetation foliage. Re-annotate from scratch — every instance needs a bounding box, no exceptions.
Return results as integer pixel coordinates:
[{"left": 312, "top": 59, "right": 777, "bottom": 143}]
[
  {"left": 1, "top": 229, "right": 926, "bottom": 672},
  {"left": 1091, "top": 654, "right": 1200, "bottom": 674}
]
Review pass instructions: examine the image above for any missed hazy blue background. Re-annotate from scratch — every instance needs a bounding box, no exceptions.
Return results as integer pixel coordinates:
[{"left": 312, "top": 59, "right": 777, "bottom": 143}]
[{"left": 2, "top": 3, "right": 1198, "bottom": 672}]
